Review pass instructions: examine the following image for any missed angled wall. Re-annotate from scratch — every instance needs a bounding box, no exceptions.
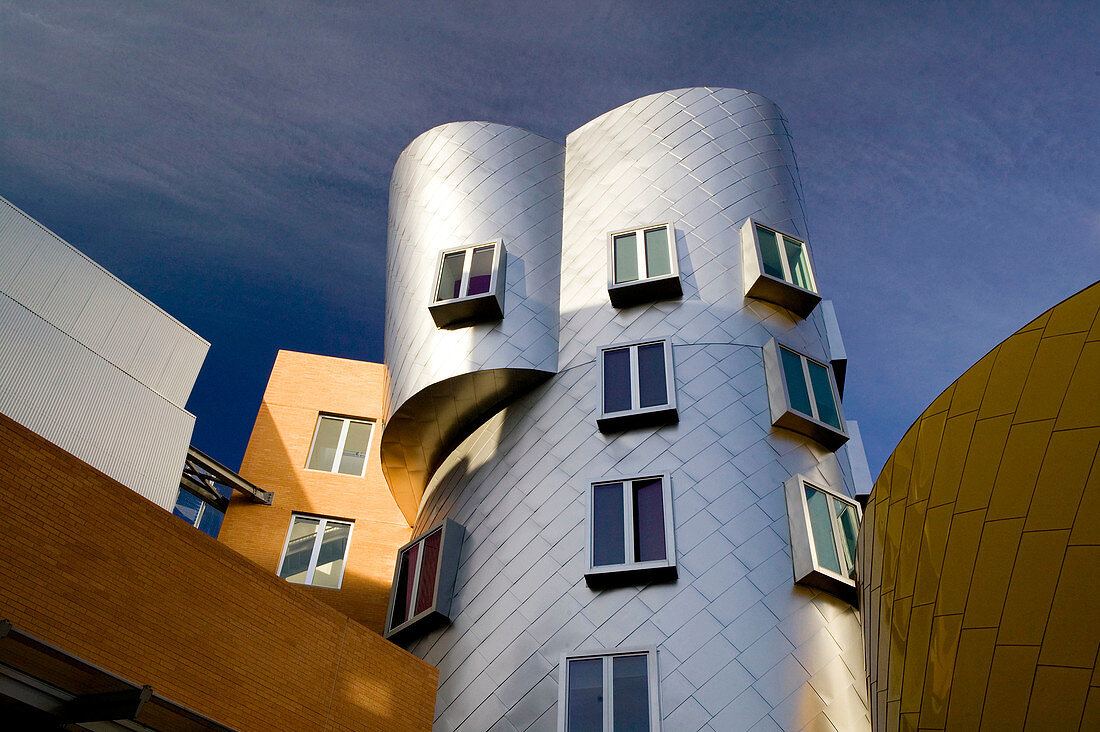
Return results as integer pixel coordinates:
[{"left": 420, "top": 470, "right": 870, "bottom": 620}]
[
  {"left": 858, "top": 281, "right": 1100, "bottom": 731},
  {"left": 387, "top": 89, "right": 871, "bottom": 731},
  {"left": 0, "top": 196, "right": 208, "bottom": 509}
]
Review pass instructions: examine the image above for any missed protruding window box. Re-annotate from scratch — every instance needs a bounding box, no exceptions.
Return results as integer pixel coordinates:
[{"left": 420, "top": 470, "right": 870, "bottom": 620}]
[
  {"left": 597, "top": 339, "right": 678, "bottom": 432},
  {"left": 585, "top": 474, "right": 677, "bottom": 589},
  {"left": 763, "top": 339, "right": 848, "bottom": 450},
  {"left": 384, "top": 519, "right": 464, "bottom": 644},
  {"left": 740, "top": 218, "right": 821, "bottom": 318},
  {"left": 607, "top": 223, "right": 681, "bottom": 308},
  {"left": 429, "top": 240, "right": 506, "bottom": 328},
  {"left": 783, "top": 474, "right": 860, "bottom": 602}
]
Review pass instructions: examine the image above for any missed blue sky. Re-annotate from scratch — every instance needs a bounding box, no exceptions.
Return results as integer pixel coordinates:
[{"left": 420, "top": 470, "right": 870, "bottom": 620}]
[{"left": 2, "top": 0, "right": 1097, "bottom": 475}]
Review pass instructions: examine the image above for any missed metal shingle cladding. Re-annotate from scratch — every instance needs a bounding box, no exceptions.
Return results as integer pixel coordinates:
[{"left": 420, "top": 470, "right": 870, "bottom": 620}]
[{"left": 384, "top": 89, "right": 872, "bottom": 731}]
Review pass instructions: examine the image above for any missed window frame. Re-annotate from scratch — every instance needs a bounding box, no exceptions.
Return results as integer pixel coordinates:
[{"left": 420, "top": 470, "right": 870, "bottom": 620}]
[
  {"left": 428, "top": 239, "right": 507, "bottom": 328},
  {"left": 585, "top": 473, "right": 677, "bottom": 588},
  {"left": 304, "top": 414, "right": 375, "bottom": 478},
  {"left": 557, "top": 646, "right": 661, "bottom": 731},
  {"left": 783, "top": 474, "right": 860, "bottom": 601},
  {"left": 596, "top": 338, "right": 678, "bottom": 432},
  {"left": 762, "top": 338, "right": 848, "bottom": 450},
  {"left": 384, "top": 518, "right": 465, "bottom": 643},
  {"left": 276, "top": 513, "right": 355, "bottom": 590},
  {"left": 606, "top": 223, "right": 682, "bottom": 308},
  {"left": 740, "top": 217, "right": 821, "bottom": 318}
]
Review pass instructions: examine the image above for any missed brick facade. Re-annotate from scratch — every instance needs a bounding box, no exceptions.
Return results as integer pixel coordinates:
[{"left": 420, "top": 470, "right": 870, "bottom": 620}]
[
  {"left": 0, "top": 411, "right": 437, "bottom": 731},
  {"left": 218, "top": 350, "right": 412, "bottom": 634}
]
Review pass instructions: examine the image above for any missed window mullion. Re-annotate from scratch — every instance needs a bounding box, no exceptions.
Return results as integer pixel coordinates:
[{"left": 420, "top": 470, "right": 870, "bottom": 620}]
[
  {"left": 409, "top": 538, "right": 425, "bottom": 618},
  {"left": 305, "top": 518, "right": 327, "bottom": 584},
  {"left": 331, "top": 419, "right": 350, "bottom": 472},
  {"left": 801, "top": 357, "right": 820, "bottom": 420},
  {"left": 830, "top": 497, "right": 852, "bottom": 575},
  {"left": 779, "top": 233, "right": 793, "bottom": 283},
  {"left": 636, "top": 229, "right": 647, "bottom": 279},
  {"left": 604, "top": 655, "right": 614, "bottom": 731},
  {"left": 459, "top": 247, "right": 474, "bottom": 298},
  {"left": 629, "top": 346, "right": 641, "bottom": 410},
  {"left": 623, "top": 481, "right": 635, "bottom": 567}
]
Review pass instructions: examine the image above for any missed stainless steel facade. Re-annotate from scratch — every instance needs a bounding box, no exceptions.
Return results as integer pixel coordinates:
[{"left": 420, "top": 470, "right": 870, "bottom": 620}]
[
  {"left": 383, "top": 89, "right": 871, "bottom": 730},
  {"left": 0, "top": 196, "right": 207, "bottom": 509}
]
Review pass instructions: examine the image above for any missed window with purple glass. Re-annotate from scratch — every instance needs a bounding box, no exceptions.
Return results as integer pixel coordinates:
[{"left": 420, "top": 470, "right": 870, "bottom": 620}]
[
  {"left": 428, "top": 240, "right": 506, "bottom": 328},
  {"left": 585, "top": 474, "right": 677, "bottom": 588},
  {"left": 385, "top": 519, "right": 464, "bottom": 642},
  {"left": 596, "top": 339, "right": 677, "bottom": 432}
]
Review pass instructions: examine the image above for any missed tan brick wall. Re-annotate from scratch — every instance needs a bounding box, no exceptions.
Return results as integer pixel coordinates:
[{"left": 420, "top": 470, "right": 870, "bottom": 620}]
[
  {"left": 0, "top": 412, "right": 437, "bottom": 731},
  {"left": 219, "top": 350, "right": 411, "bottom": 634}
]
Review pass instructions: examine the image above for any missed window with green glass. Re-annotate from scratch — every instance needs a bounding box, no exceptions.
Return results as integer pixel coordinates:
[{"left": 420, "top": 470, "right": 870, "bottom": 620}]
[
  {"left": 306, "top": 415, "right": 375, "bottom": 476},
  {"left": 754, "top": 223, "right": 816, "bottom": 292},
  {"left": 611, "top": 224, "right": 674, "bottom": 284},
  {"left": 804, "top": 484, "right": 859, "bottom": 579},
  {"left": 779, "top": 346, "right": 842, "bottom": 430},
  {"left": 278, "top": 515, "right": 353, "bottom": 589}
]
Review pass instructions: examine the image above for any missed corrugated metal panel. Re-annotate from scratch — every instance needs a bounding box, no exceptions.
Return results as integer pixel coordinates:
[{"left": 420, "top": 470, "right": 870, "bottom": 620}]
[
  {"left": 0, "top": 291, "right": 194, "bottom": 511},
  {"left": 0, "top": 196, "right": 208, "bottom": 409}
]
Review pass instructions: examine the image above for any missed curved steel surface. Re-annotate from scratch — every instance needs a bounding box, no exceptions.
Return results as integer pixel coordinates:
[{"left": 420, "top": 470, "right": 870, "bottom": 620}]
[
  {"left": 397, "top": 89, "right": 871, "bottom": 730},
  {"left": 858, "top": 281, "right": 1100, "bottom": 731},
  {"left": 382, "top": 122, "right": 564, "bottom": 520}
]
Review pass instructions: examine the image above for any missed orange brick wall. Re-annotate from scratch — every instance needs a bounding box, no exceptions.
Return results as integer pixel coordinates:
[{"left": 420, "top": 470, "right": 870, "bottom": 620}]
[
  {"left": 218, "top": 350, "right": 412, "bottom": 633},
  {"left": 0, "top": 411, "right": 437, "bottom": 731}
]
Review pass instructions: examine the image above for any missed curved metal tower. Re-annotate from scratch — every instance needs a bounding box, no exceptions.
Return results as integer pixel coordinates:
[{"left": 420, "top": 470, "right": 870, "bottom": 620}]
[{"left": 383, "top": 88, "right": 871, "bottom": 731}]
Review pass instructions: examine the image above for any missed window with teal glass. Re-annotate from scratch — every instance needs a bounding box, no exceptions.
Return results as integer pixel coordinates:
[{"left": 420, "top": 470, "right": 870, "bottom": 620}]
[
  {"left": 740, "top": 218, "right": 821, "bottom": 318},
  {"left": 607, "top": 223, "right": 681, "bottom": 307},
  {"left": 764, "top": 339, "right": 848, "bottom": 450},
  {"left": 783, "top": 474, "right": 861, "bottom": 601}
]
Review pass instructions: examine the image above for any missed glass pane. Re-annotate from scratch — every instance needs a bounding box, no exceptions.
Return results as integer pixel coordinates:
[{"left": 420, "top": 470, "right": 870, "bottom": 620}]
[
  {"left": 780, "top": 347, "right": 813, "bottom": 417},
  {"left": 465, "top": 245, "right": 495, "bottom": 296},
  {"left": 612, "top": 654, "right": 650, "bottom": 732},
  {"left": 172, "top": 489, "right": 202, "bottom": 526},
  {"left": 311, "top": 521, "right": 351, "bottom": 588},
  {"left": 835, "top": 500, "right": 860, "bottom": 576},
  {"left": 603, "top": 347, "right": 632, "bottom": 414},
  {"left": 337, "top": 420, "right": 372, "bottom": 476},
  {"left": 436, "top": 251, "right": 466, "bottom": 301},
  {"left": 784, "top": 236, "right": 814, "bottom": 291},
  {"left": 644, "top": 227, "right": 671, "bottom": 278},
  {"left": 414, "top": 529, "right": 442, "bottom": 614},
  {"left": 637, "top": 343, "right": 668, "bottom": 409},
  {"left": 756, "top": 225, "right": 785, "bottom": 279},
  {"left": 807, "top": 359, "right": 841, "bottom": 429},
  {"left": 567, "top": 658, "right": 604, "bottom": 731},
  {"left": 196, "top": 505, "right": 224, "bottom": 538},
  {"left": 593, "top": 483, "right": 626, "bottom": 566},
  {"left": 307, "top": 417, "right": 344, "bottom": 472},
  {"left": 633, "top": 478, "right": 666, "bottom": 563},
  {"left": 392, "top": 542, "right": 419, "bottom": 626},
  {"left": 280, "top": 517, "right": 320, "bottom": 583},
  {"left": 805, "top": 487, "right": 842, "bottom": 574},
  {"left": 614, "top": 232, "right": 639, "bottom": 283}
]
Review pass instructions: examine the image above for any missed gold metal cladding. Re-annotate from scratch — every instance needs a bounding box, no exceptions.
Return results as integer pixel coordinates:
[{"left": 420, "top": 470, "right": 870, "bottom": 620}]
[{"left": 858, "top": 281, "right": 1100, "bottom": 731}]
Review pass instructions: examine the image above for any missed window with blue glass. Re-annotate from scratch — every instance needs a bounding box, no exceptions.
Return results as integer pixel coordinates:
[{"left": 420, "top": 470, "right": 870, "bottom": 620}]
[
  {"left": 559, "top": 648, "right": 660, "bottom": 731},
  {"left": 171, "top": 486, "right": 227, "bottom": 538}
]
